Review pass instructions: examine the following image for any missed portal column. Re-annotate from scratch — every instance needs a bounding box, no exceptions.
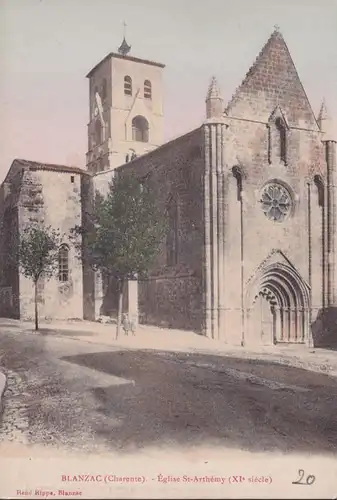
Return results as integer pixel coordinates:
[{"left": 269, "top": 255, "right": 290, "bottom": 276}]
[{"left": 274, "top": 305, "right": 282, "bottom": 343}]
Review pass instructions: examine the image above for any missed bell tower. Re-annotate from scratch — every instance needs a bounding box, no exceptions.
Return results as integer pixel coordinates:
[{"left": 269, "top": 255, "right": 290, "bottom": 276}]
[{"left": 86, "top": 28, "right": 165, "bottom": 174}]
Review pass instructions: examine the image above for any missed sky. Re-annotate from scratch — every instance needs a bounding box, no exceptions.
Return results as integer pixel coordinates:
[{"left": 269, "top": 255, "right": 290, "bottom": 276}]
[{"left": 0, "top": 0, "right": 337, "bottom": 182}]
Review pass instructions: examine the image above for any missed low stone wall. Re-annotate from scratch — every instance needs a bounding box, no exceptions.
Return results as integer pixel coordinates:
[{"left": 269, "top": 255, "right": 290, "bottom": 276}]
[
  {"left": 139, "top": 275, "right": 204, "bottom": 332},
  {"left": 311, "top": 307, "right": 337, "bottom": 347}
]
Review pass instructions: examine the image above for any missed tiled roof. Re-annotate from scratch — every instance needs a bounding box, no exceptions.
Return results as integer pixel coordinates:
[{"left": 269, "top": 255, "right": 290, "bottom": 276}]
[
  {"left": 14, "top": 159, "right": 91, "bottom": 176},
  {"left": 1, "top": 159, "right": 91, "bottom": 186}
]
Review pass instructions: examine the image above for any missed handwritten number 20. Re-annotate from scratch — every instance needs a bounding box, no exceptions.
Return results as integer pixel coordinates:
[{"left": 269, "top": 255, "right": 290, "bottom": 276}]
[{"left": 292, "top": 469, "right": 316, "bottom": 486}]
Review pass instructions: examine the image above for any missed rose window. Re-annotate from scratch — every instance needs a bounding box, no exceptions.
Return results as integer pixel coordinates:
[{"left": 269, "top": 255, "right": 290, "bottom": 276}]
[{"left": 260, "top": 183, "right": 292, "bottom": 222}]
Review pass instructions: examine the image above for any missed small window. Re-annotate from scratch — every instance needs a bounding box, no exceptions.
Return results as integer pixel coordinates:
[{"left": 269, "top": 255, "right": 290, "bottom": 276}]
[
  {"left": 144, "top": 80, "right": 152, "bottom": 99},
  {"left": 124, "top": 76, "right": 132, "bottom": 96},
  {"left": 132, "top": 115, "right": 149, "bottom": 143},
  {"left": 232, "top": 166, "right": 243, "bottom": 202},
  {"left": 275, "top": 118, "right": 287, "bottom": 164},
  {"left": 70, "top": 176, "right": 75, "bottom": 183},
  {"left": 58, "top": 244, "right": 69, "bottom": 282},
  {"left": 314, "top": 175, "right": 324, "bottom": 207}
]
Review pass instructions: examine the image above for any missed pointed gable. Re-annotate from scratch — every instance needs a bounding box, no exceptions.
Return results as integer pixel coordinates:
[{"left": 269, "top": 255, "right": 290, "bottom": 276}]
[
  {"left": 247, "top": 249, "right": 310, "bottom": 288},
  {"left": 225, "top": 30, "right": 319, "bottom": 130}
]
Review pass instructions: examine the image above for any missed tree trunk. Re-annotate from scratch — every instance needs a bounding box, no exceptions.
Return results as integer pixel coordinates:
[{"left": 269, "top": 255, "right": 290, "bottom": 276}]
[
  {"left": 34, "top": 281, "right": 39, "bottom": 331},
  {"left": 116, "top": 279, "right": 123, "bottom": 340}
]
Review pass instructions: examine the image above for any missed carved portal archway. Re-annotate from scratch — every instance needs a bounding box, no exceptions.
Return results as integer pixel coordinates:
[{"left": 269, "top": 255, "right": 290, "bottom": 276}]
[{"left": 246, "top": 263, "right": 310, "bottom": 345}]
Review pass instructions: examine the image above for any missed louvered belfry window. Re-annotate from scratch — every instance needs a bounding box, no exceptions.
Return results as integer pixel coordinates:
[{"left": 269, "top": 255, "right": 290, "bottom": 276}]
[
  {"left": 144, "top": 80, "right": 152, "bottom": 99},
  {"left": 124, "top": 76, "right": 132, "bottom": 96}
]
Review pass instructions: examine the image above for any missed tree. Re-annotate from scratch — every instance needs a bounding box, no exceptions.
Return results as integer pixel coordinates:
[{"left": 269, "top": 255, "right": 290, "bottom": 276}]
[
  {"left": 79, "top": 174, "right": 168, "bottom": 339},
  {"left": 18, "top": 225, "right": 60, "bottom": 331}
]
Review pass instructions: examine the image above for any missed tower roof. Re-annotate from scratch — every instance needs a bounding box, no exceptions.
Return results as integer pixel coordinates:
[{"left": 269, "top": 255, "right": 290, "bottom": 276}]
[
  {"left": 118, "top": 36, "right": 131, "bottom": 56},
  {"left": 206, "top": 76, "right": 222, "bottom": 100},
  {"left": 118, "top": 21, "right": 131, "bottom": 56},
  {"left": 225, "top": 28, "right": 319, "bottom": 130}
]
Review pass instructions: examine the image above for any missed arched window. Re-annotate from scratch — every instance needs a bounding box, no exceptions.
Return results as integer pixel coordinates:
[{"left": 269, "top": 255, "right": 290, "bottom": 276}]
[
  {"left": 58, "top": 245, "right": 69, "bottom": 282},
  {"left": 95, "top": 119, "right": 102, "bottom": 145},
  {"left": 314, "top": 175, "right": 324, "bottom": 207},
  {"left": 101, "top": 78, "right": 107, "bottom": 100},
  {"left": 124, "top": 75, "right": 132, "bottom": 96},
  {"left": 232, "top": 166, "right": 243, "bottom": 202},
  {"left": 132, "top": 115, "right": 149, "bottom": 142},
  {"left": 166, "top": 196, "right": 179, "bottom": 266},
  {"left": 144, "top": 80, "right": 152, "bottom": 99},
  {"left": 275, "top": 118, "right": 287, "bottom": 164}
]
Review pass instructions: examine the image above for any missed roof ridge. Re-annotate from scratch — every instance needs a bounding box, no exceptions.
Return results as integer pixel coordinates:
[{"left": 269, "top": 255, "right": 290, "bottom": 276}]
[
  {"left": 225, "top": 30, "right": 280, "bottom": 113},
  {"left": 15, "top": 158, "right": 85, "bottom": 170},
  {"left": 12, "top": 159, "right": 92, "bottom": 176}
]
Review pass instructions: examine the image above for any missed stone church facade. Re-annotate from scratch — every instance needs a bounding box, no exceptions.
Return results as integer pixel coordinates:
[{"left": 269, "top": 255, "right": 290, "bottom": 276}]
[{"left": 0, "top": 29, "right": 336, "bottom": 347}]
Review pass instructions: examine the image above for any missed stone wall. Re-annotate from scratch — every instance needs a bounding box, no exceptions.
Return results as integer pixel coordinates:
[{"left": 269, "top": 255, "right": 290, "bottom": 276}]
[
  {"left": 93, "top": 127, "right": 206, "bottom": 332},
  {"left": 138, "top": 275, "right": 203, "bottom": 331},
  {"left": 0, "top": 161, "right": 90, "bottom": 321},
  {"left": 0, "top": 167, "right": 22, "bottom": 318},
  {"left": 86, "top": 53, "right": 165, "bottom": 173},
  {"left": 17, "top": 166, "right": 85, "bottom": 320},
  {"left": 216, "top": 30, "right": 327, "bottom": 345},
  {"left": 81, "top": 174, "right": 96, "bottom": 321},
  {"left": 223, "top": 118, "right": 325, "bottom": 302}
]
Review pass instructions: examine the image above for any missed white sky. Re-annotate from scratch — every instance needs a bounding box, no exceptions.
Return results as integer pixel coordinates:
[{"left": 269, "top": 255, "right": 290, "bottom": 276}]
[{"left": 1, "top": 0, "right": 336, "bottom": 182}]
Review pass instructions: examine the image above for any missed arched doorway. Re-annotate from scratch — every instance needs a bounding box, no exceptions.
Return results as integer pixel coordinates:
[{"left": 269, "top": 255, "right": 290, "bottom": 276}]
[{"left": 246, "top": 263, "right": 310, "bottom": 345}]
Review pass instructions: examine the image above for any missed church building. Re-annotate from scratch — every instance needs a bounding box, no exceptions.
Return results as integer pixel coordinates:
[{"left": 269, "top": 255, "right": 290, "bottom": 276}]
[{"left": 0, "top": 28, "right": 336, "bottom": 347}]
